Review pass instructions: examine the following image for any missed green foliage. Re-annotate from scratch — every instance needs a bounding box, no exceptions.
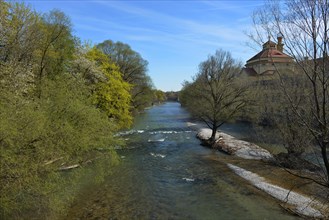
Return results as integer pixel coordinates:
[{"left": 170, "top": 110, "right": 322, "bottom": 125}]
[
  {"left": 96, "top": 40, "right": 148, "bottom": 83},
  {"left": 131, "top": 77, "right": 156, "bottom": 111},
  {"left": 41, "top": 75, "right": 120, "bottom": 156},
  {"left": 153, "top": 89, "right": 166, "bottom": 103},
  {"left": 0, "top": 1, "right": 39, "bottom": 98},
  {"left": 0, "top": 1, "right": 139, "bottom": 218},
  {"left": 86, "top": 47, "right": 133, "bottom": 129},
  {"left": 34, "top": 9, "right": 75, "bottom": 98},
  {"left": 96, "top": 40, "right": 155, "bottom": 112},
  {"left": 0, "top": 1, "right": 40, "bottom": 64},
  {"left": 0, "top": 74, "right": 120, "bottom": 218},
  {"left": 0, "top": 1, "right": 157, "bottom": 217},
  {"left": 0, "top": 1, "right": 76, "bottom": 98}
]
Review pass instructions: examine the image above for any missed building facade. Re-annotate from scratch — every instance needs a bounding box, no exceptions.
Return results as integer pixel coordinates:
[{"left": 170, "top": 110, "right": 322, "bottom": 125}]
[{"left": 241, "top": 36, "right": 295, "bottom": 76}]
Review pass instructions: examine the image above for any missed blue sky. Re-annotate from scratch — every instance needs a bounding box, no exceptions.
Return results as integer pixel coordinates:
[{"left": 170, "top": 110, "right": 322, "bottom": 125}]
[{"left": 23, "top": 0, "right": 264, "bottom": 91}]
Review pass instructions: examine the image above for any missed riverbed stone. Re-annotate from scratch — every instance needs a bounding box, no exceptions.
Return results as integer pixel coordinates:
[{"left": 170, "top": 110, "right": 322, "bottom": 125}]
[{"left": 196, "top": 128, "right": 274, "bottom": 161}]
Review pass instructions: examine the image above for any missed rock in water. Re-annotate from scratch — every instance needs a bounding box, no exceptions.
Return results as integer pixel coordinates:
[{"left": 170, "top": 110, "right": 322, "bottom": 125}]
[{"left": 196, "top": 128, "right": 273, "bottom": 161}]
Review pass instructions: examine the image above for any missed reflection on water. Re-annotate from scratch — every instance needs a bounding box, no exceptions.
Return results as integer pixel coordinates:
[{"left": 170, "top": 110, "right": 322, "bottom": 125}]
[{"left": 65, "top": 102, "right": 299, "bottom": 219}]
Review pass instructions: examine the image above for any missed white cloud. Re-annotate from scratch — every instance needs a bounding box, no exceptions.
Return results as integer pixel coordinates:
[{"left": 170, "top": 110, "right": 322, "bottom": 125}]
[
  {"left": 93, "top": 1, "right": 251, "bottom": 50},
  {"left": 201, "top": 1, "right": 263, "bottom": 12}
]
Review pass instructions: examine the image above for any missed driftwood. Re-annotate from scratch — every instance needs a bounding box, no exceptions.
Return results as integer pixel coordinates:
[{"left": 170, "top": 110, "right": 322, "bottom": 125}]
[
  {"left": 57, "top": 156, "right": 101, "bottom": 171},
  {"left": 58, "top": 164, "right": 80, "bottom": 171},
  {"left": 44, "top": 157, "right": 63, "bottom": 166}
]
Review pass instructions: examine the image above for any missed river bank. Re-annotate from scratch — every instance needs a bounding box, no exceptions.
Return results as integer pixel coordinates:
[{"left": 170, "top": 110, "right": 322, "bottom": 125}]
[{"left": 196, "top": 128, "right": 329, "bottom": 219}]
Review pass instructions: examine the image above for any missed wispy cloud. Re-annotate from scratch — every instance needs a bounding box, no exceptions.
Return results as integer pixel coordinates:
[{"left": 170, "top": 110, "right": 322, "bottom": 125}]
[
  {"left": 94, "top": 1, "right": 250, "bottom": 47},
  {"left": 201, "top": 1, "right": 263, "bottom": 12}
]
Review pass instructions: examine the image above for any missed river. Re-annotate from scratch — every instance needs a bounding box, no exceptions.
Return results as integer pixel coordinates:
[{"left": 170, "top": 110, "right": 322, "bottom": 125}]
[{"left": 65, "top": 102, "right": 299, "bottom": 219}]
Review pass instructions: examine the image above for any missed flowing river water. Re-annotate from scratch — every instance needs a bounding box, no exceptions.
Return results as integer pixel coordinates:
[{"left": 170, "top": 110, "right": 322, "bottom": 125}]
[{"left": 66, "top": 102, "right": 299, "bottom": 220}]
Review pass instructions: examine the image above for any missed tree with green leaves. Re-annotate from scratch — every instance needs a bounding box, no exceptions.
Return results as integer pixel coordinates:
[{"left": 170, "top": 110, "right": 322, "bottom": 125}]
[
  {"left": 0, "top": 2, "right": 75, "bottom": 99},
  {"left": 85, "top": 47, "right": 133, "bottom": 129},
  {"left": 0, "top": 2, "right": 130, "bottom": 218},
  {"left": 35, "top": 9, "right": 75, "bottom": 97},
  {"left": 153, "top": 89, "right": 166, "bottom": 103},
  {"left": 0, "top": 1, "right": 40, "bottom": 97},
  {"left": 180, "top": 50, "right": 250, "bottom": 143},
  {"left": 96, "top": 40, "right": 154, "bottom": 112}
]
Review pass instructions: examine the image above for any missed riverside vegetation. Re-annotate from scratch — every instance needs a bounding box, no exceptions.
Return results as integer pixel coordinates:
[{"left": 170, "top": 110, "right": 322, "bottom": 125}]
[
  {"left": 181, "top": 0, "right": 329, "bottom": 190},
  {"left": 180, "top": 0, "right": 329, "bottom": 216},
  {"left": 0, "top": 1, "right": 166, "bottom": 219},
  {"left": 2, "top": 0, "right": 329, "bottom": 219}
]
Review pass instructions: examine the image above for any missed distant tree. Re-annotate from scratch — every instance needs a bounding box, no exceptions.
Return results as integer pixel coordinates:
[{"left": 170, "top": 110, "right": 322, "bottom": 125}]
[
  {"left": 96, "top": 40, "right": 154, "bottom": 111},
  {"left": 249, "top": 0, "right": 329, "bottom": 186},
  {"left": 153, "top": 89, "right": 166, "bottom": 103},
  {"left": 96, "top": 41, "right": 147, "bottom": 83},
  {"left": 130, "top": 74, "right": 155, "bottom": 111},
  {"left": 166, "top": 91, "right": 179, "bottom": 101},
  {"left": 180, "top": 50, "right": 250, "bottom": 143}
]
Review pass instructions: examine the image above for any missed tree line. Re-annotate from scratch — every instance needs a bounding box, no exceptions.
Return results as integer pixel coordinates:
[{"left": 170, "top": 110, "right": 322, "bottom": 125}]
[{"left": 0, "top": 1, "right": 165, "bottom": 218}]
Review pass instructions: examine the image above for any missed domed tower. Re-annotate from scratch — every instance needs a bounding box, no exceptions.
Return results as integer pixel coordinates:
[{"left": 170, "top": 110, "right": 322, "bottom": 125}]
[{"left": 240, "top": 35, "right": 294, "bottom": 76}]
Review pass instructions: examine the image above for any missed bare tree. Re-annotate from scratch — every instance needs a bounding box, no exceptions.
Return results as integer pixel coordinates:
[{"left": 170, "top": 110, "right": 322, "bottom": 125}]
[
  {"left": 249, "top": 0, "right": 329, "bottom": 186},
  {"left": 180, "top": 49, "right": 250, "bottom": 144}
]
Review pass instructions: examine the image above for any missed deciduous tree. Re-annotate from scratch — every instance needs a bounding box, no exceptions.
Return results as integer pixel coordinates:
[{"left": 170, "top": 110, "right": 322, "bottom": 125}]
[
  {"left": 35, "top": 9, "right": 75, "bottom": 97},
  {"left": 96, "top": 40, "right": 154, "bottom": 112},
  {"left": 85, "top": 47, "right": 132, "bottom": 128},
  {"left": 0, "top": 2, "right": 125, "bottom": 218},
  {"left": 180, "top": 50, "right": 249, "bottom": 143}
]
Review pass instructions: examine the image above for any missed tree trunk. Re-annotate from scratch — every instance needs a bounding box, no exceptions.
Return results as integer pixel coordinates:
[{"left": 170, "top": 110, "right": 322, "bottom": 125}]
[
  {"left": 210, "top": 126, "right": 217, "bottom": 144},
  {"left": 321, "top": 144, "right": 329, "bottom": 184}
]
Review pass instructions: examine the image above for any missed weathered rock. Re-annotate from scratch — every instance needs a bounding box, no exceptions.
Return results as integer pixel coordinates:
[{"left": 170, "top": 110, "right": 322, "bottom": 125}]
[
  {"left": 196, "top": 128, "right": 221, "bottom": 142},
  {"left": 196, "top": 128, "right": 273, "bottom": 161}
]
